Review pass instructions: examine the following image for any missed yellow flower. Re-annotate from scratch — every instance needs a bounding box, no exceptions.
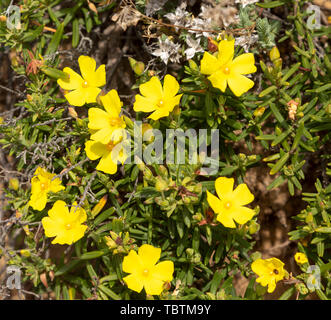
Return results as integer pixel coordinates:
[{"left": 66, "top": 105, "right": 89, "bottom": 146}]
[
  {"left": 85, "top": 135, "right": 128, "bottom": 175},
  {"left": 251, "top": 257, "right": 286, "bottom": 293},
  {"left": 28, "top": 167, "right": 65, "bottom": 211},
  {"left": 295, "top": 252, "right": 308, "bottom": 264},
  {"left": 200, "top": 39, "right": 257, "bottom": 96},
  {"left": 41, "top": 200, "right": 87, "bottom": 245},
  {"left": 122, "top": 244, "right": 174, "bottom": 295},
  {"left": 57, "top": 55, "right": 106, "bottom": 106},
  {"left": 133, "top": 74, "right": 182, "bottom": 120},
  {"left": 88, "top": 89, "right": 126, "bottom": 144},
  {"left": 206, "top": 177, "right": 255, "bottom": 228}
]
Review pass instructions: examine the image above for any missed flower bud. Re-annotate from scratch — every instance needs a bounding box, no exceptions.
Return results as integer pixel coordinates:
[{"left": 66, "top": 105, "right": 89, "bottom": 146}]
[
  {"left": 142, "top": 123, "right": 154, "bottom": 143},
  {"left": 9, "top": 178, "right": 19, "bottom": 191},
  {"left": 254, "top": 107, "right": 265, "bottom": 117},
  {"left": 269, "top": 46, "right": 280, "bottom": 62},
  {"left": 0, "top": 16, "right": 7, "bottom": 22},
  {"left": 155, "top": 176, "right": 168, "bottom": 191},
  {"left": 20, "top": 249, "right": 30, "bottom": 257}
]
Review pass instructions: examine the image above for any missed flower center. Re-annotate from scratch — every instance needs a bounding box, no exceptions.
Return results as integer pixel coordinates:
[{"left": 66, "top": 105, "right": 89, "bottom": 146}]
[
  {"left": 224, "top": 201, "right": 232, "bottom": 209},
  {"left": 106, "top": 141, "right": 115, "bottom": 151},
  {"left": 273, "top": 269, "right": 279, "bottom": 275},
  {"left": 142, "top": 269, "right": 149, "bottom": 277},
  {"left": 82, "top": 80, "right": 89, "bottom": 88},
  {"left": 40, "top": 182, "right": 48, "bottom": 190},
  {"left": 109, "top": 117, "right": 122, "bottom": 127},
  {"left": 158, "top": 99, "right": 165, "bottom": 108},
  {"left": 223, "top": 66, "right": 230, "bottom": 75},
  {"left": 65, "top": 223, "right": 72, "bottom": 230}
]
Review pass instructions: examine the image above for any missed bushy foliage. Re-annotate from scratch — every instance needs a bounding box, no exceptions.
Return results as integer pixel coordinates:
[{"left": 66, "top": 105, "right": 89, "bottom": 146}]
[{"left": 0, "top": 0, "right": 330, "bottom": 300}]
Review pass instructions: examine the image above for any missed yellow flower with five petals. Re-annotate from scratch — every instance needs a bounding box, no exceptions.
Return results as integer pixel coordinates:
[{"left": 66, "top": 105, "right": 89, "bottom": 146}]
[
  {"left": 41, "top": 200, "right": 87, "bottom": 245},
  {"left": 133, "top": 74, "right": 182, "bottom": 120},
  {"left": 28, "top": 167, "right": 65, "bottom": 211},
  {"left": 294, "top": 252, "right": 308, "bottom": 265},
  {"left": 58, "top": 55, "right": 106, "bottom": 106},
  {"left": 206, "top": 177, "right": 255, "bottom": 228},
  {"left": 200, "top": 39, "right": 257, "bottom": 96},
  {"left": 88, "top": 89, "right": 126, "bottom": 144},
  {"left": 122, "top": 244, "right": 174, "bottom": 295},
  {"left": 251, "top": 257, "right": 286, "bottom": 293},
  {"left": 85, "top": 134, "right": 128, "bottom": 175}
]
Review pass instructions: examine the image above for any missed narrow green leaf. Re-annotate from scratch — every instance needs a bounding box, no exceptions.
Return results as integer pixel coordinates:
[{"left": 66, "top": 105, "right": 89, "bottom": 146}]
[
  {"left": 45, "top": 23, "right": 64, "bottom": 56},
  {"left": 270, "top": 152, "right": 289, "bottom": 175}
]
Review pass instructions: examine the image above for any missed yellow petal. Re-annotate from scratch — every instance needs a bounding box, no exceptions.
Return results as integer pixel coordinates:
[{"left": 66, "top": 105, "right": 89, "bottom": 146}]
[
  {"left": 218, "top": 39, "right": 235, "bottom": 66},
  {"left": 163, "top": 74, "right": 179, "bottom": 100},
  {"left": 85, "top": 140, "right": 106, "bottom": 160},
  {"left": 48, "top": 200, "right": 69, "bottom": 223},
  {"left": 148, "top": 108, "right": 172, "bottom": 121},
  {"left": 216, "top": 212, "right": 236, "bottom": 228},
  {"left": 96, "top": 150, "right": 118, "bottom": 174},
  {"left": 71, "top": 225, "right": 88, "bottom": 243},
  {"left": 78, "top": 55, "right": 96, "bottom": 81},
  {"left": 267, "top": 280, "right": 276, "bottom": 293},
  {"left": 123, "top": 274, "right": 144, "bottom": 293},
  {"left": 251, "top": 259, "right": 270, "bottom": 276},
  {"left": 93, "top": 64, "right": 106, "bottom": 87},
  {"left": 65, "top": 89, "right": 86, "bottom": 107},
  {"left": 227, "top": 73, "right": 255, "bottom": 97},
  {"left": 100, "top": 89, "right": 121, "bottom": 116},
  {"left": 85, "top": 87, "right": 101, "bottom": 104},
  {"left": 215, "top": 177, "right": 234, "bottom": 199},
  {"left": 232, "top": 206, "right": 255, "bottom": 225},
  {"left": 49, "top": 179, "right": 65, "bottom": 193},
  {"left": 232, "top": 183, "right": 254, "bottom": 205},
  {"left": 123, "top": 250, "right": 143, "bottom": 274},
  {"left": 231, "top": 53, "right": 257, "bottom": 75},
  {"left": 52, "top": 230, "right": 73, "bottom": 245},
  {"left": 88, "top": 108, "right": 110, "bottom": 130},
  {"left": 70, "top": 203, "right": 87, "bottom": 224},
  {"left": 29, "top": 192, "right": 47, "bottom": 211},
  {"left": 58, "top": 67, "right": 83, "bottom": 91},
  {"left": 138, "top": 244, "right": 161, "bottom": 268},
  {"left": 41, "top": 217, "right": 60, "bottom": 237},
  {"left": 200, "top": 52, "right": 221, "bottom": 75},
  {"left": 139, "top": 77, "right": 163, "bottom": 100},
  {"left": 90, "top": 127, "right": 113, "bottom": 144},
  {"left": 208, "top": 70, "right": 227, "bottom": 92},
  {"left": 163, "top": 94, "right": 182, "bottom": 113},
  {"left": 206, "top": 190, "right": 222, "bottom": 214},
  {"left": 153, "top": 261, "right": 174, "bottom": 282},
  {"left": 133, "top": 95, "right": 157, "bottom": 112},
  {"left": 143, "top": 278, "right": 165, "bottom": 295}
]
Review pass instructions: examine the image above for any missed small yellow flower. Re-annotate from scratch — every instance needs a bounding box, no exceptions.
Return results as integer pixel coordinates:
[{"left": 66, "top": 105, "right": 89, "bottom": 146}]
[
  {"left": 294, "top": 252, "right": 308, "bottom": 265},
  {"left": 251, "top": 257, "right": 286, "bottom": 293},
  {"left": 41, "top": 200, "right": 87, "bottom": 245},
  {"left": 85, "top": 134, "right": 128, "bottom": 175},
  {"left": 122, "top": 244, "right": 174, "bottom": 295},
  {"left": 133, "top": 74, "right": 182, "bottom": 120},
  {"left": 206, "top": 177, "right": 255, "bottom": 228},
  {"left": 200, "top": 39, "right": 257, "bottom": 96},
  {"left": 28, "top": 167, "right": 65, "bottom": 211},
  {"left": 57, "top": 56, "right": 106, "bottom": 106},
  {"left": 88, "top": 89, "right": 126, "bottom": 144}
]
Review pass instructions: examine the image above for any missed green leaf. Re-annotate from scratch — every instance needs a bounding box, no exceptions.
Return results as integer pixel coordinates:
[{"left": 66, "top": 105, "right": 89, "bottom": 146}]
[
  {"left": 79, "top": 250, "right": 107, "bottom": 260},
  {"left": 270, "top": 152, "right": 289, "bottom": 175},
  {"left": 278, "top": 287, "right": 295, "bottom": 300},
  {"left": 256, "top": 1, "right": 286, "bottom": 8},
  {"left": 45, "top": 23, "right": 64, "bottom": 56},
  {"left": 72, "top": 19, "right": 80, "bottom": 48}
]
